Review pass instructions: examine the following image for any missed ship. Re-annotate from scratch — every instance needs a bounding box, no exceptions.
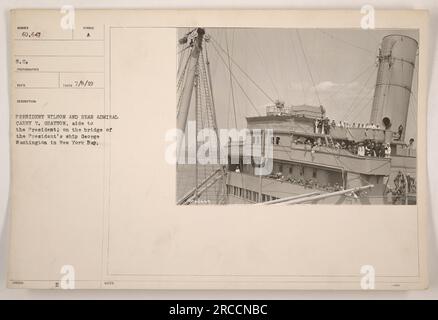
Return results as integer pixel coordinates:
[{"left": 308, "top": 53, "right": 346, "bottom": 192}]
[{"left": 176, "top": 28, "right": 417, "bottom": 205}]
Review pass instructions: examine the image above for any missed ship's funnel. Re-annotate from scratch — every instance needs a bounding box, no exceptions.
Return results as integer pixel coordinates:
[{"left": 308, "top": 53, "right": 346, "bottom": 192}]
[{"left": 370, "top": 35, "right": 418, "bottom": 141}]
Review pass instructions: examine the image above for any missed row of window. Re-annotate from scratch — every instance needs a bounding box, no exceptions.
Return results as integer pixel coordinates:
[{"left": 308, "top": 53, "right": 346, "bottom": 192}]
[
  {"left": 275, "top": 163, "right": 318, "bottom": 178},
  {"left": 249, "top": 135, "right": 281, "bottom": 145},
  {"left": 271, "top": 136, "right": 281, "bottom": 145},
  {"left": 226, "top": 185, "right": 279, "bottom": 203}
]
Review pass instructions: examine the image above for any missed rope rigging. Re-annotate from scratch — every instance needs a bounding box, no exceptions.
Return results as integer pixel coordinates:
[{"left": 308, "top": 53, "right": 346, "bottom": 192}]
[
  {"left": 296, "top": 30, "right": 322, "bottom": 106},
  {"left": 341, "top": 64, "right": 377, "bottom": 121},
  {"left": 288, "top": 31, "right": 306, "bottom": 103},
  {"left": 209, "top": 40, "right": 262, "bottom": 117},
  {"left": 210, "top": 36, "right": 275, "bottom": 104},
  {"left": 328, "top": 61, "right": 377, "bottom": 100},
  {"left": 225, "top": 30, "right": 246, "bottom": 191},
  {"left": 176, "top": 29, "right": 226, "bottom": 205},
  {"left": 318, "top": 29, "right": 376, "bottom": 55},
  {"left": 248, "top": 31, "right": 281, "bottom": 99}
]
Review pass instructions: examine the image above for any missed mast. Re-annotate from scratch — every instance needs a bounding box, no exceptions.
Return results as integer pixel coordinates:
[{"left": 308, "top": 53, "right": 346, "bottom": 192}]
[
  {"left": 176, "top": 28, "right": 227, "bottom": 205},
  {"left": 204, "top": 37, "right": 218, "bottom": 131},
  {"left": 194, "top": 67, "right": 199, "bottom": 200},
  {"left": 177, "top": 28, "right": 205, "bottom": 134}
]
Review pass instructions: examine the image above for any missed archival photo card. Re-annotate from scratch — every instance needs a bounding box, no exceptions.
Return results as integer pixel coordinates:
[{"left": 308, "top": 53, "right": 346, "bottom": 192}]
[{"left": 7, "top": 9, "right": 428, "bottom": 290}]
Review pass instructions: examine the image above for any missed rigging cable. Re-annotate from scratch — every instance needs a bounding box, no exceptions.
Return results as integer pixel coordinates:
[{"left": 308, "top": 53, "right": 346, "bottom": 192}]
[
  {"left": 204, "top": 39, "right": 228, "bottom": 202},
  {"left": 249, "top": 31, "right": 281, "bottom": 99},
  {"left": 296, "top": 30, "right": 322, "bottom": 106},
  {"left": 318, "top": 29, "right": 376, "bottom": 55},
  {"left": 350, "top": 94, "right": 375, "bottom": 123},
  {"left": 341, "top": 65, "right": 377, "bottom": 121},
  {"left": 176, "top": 48, "right": 193, "bottom": 117},
  {"left": 328, "top": 62, "right": 377, "bottom": 100},
  {"left": 210, "top": 40, "right": 262, "bottom": 116},
  {"left": 288, "top": 31, "right": 306, "bottom": 103},
  {"left": 210, "top": 36, "right": 275, "bottom": 103},
  {"left": 225, "top": 30, "right": 246, "bottom": 192},
  {"left": 345, "top": 84, "right": 376, "bottom": 122},
  {"left": 225, "top": 31, "right": 239, "bottom": 130}
]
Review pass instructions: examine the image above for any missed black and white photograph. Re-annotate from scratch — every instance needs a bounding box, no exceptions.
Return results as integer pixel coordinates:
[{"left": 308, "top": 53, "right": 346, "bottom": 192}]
[
  {"left": 176, "top": 28, "right": 418, "bottom": 205},
  {"left": 1, "top": 5, "right": 435, "bottom": 298}
]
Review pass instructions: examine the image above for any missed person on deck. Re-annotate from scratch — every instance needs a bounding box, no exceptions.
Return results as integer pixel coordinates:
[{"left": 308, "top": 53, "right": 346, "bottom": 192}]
[
  {"left": 377, "top": 143, "right": 385, "bottom": 157},
  {"left": 365, "top": 144, "right": 371, "bottom": 156},
  {"left": 357, "top": 144, "right": 365, "bottom": 156},
  {"left": 385, "top": 143, "right": 391, "bottom": 158},
  {"left": 311, "top": 142, "right": 318, "bottom": 154},
  {"left": 323, "top": 118, "right": 329, "bottom": 134},
  {"left": 406, "top": 138, "right": 415, "bottom": 156},
  {"left": 398, "top": 125, "right": 404, "bottom": 140}
]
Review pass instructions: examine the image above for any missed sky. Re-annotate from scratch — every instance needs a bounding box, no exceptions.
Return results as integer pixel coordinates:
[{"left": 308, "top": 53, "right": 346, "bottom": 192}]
[{"left": 178, "top": 28, "right": 419, "bottom": 142}]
